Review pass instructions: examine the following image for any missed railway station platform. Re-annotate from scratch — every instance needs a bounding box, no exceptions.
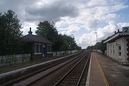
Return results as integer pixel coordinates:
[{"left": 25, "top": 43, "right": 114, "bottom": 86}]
[{"left": 87, "top": 52, "right": 129, "bottom": 86}]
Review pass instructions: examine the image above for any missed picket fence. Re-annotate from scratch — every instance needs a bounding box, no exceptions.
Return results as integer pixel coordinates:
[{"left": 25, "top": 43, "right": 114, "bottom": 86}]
[
  {"left": 0, "top": 54, "right": 30, "bottom": 67},
  {"left": 0, "top": 50, "right": 77, "bottom": 67},
  {"left": 53, "top": 50, "right": 77, "bottom": 56}
]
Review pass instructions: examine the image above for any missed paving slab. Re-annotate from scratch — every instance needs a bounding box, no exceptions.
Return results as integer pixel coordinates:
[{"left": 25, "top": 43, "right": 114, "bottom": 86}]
[
  {"left": 89, "top": 52, "right": 109, "bottom": 86},
  {"left": 92, "top": 52, "right": 129, "bottom": 86}
]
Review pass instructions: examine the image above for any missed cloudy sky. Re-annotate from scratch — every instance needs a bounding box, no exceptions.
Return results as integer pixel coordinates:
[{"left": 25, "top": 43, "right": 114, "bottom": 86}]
[{"left": 0, "top": 0, "right": 129, "bottom": 48}]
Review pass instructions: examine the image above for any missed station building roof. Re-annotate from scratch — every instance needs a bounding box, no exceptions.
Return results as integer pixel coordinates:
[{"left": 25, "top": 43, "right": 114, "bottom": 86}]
[
  {"left": 104, "top": 31, "right": 129, "bottom": 43},
  {"left": 22, "top": 27, "right": 52, "bottom": 44}
]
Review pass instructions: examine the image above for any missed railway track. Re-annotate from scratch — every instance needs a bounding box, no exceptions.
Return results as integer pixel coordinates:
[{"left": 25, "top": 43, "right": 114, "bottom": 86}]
[
  {"left": 54, "top": 52, "right": 90, "bottom": 86},
  {"left": 28, "top": 51, "right": 90, "bottom": 86},
  {"left": 2, "top": 51, "right": 90, "bottom": 86},
  {"left": 1, "top": 51, "right": 84, "bottom": 86}
]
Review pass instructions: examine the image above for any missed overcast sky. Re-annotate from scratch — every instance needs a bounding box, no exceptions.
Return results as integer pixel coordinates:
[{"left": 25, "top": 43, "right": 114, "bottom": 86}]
[{"left": 0, "top": 0, "right": 129, "bottom": 48}]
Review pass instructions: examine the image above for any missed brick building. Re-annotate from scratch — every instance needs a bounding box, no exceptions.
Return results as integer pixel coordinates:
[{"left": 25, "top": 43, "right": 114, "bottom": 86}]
[{"left": 22, "top": 28, "right": 53, "bottom": 60}]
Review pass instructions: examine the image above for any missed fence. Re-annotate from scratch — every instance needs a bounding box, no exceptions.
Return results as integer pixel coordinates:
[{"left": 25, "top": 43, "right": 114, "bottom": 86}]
[
  {"left": 0, "top": 54, "right": 30, "bottom": 67},
  {"left": 53, "top": 50, "right": 77, "bottom": 57},
  {"left": 0, "top": 50, "right": 77, "bottom": 67}
]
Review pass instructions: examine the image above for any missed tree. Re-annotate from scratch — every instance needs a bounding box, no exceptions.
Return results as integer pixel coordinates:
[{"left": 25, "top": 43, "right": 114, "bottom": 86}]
[
  {"left": 61, "top": 34, "right": 77, "bottom": 50},
  {"left": 100, "top": 40, "right": 106, "bottom": 54},
  {"left": 94, "top": 41, "right": 106, "bottom": 54},
  {"left": 36, "top": 21, "right": 80, "bottom": 51},
  {"left": 0, "top": 10, "right": 22, "bottom": 55},
  {"left": 58, "top": 34, "right": 71, "bottom": 51},
  {"left": 36, "top": 21, "right": 58, "bottom": 40},
  {"left": 36, "top": 21, "right": 59, "bottom": 51},
  {"left": 86, "top": 40, "right": 106, "bottom": 54},
  {"left": 86, "top": 46, "right": 94, "bottom": 50},
  {"left": 94, "top": 42, "right": 101, "bottom": 50}
]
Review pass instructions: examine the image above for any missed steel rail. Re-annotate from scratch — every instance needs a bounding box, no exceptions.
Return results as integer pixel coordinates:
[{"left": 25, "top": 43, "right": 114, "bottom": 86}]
[
  {"left": 27, "top": 53, "right": 86, "bottom": 86},
  {"left": 76, "top": 53, "right": 90, "bottom": 86},
  {"left": 3, "top": 53, "right": 84, "bottom": 86},
  {"left": 54, "top": 52, "right": 89, "bottom": 86}
]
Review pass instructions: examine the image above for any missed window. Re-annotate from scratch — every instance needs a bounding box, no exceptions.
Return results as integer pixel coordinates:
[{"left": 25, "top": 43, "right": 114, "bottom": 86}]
[
  {"left": 118, "top": 45, "right": 121, "bottom": 56},
  {"left": 119, "top": 45, "right": 121, "bottom": 50},
  {"left": 119, "top": 52, "right": 121, "bottom": 56},
  {"left": 113, "top": 45, "right": 115, "bottom": 55},
  {"left": 47, "top": 44, "right": 52, "bottom": 53},
  {"left": 34, "top": 43, "right": 42, "bottom": 54},
  {"left": 110, "top": 45, "right": 112, "bottom": 55}
]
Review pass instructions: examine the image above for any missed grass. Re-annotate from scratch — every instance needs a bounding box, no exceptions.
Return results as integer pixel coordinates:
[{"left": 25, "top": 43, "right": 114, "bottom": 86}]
[{"left": 0, "top": 56, "right": 60, "bottom": 74}]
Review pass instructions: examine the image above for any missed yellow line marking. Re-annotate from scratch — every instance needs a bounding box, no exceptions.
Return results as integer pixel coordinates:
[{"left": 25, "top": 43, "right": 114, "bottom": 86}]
[{"left": 95, "top": 55, "right": 110, "bottom": 86}]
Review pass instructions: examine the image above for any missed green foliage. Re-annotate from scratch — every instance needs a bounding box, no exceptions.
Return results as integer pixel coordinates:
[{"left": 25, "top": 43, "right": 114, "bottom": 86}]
[
  {"left": 59, "top": 34, "right": 78, "bottom": 51},
  {"left": 0, "top": 10, "right": 81, "bottom": 55},
  {"left": 36, "top": 21, "right": 59, "bottom": 51},
  {"left": 36, "top": 21, "right": 58, "bottom": 41},
  {"left": 95, "top": 42, "right": 101, "bottom": 50},
  {"left": 86, "top": 46, "right": 94, "bottom": 50},
  {"left": 100, "top": 40, "right": 106, "bottom": 54},
  {"left": 36, "top": 20, "right": 80, "bottom": 51},
  {"left": 0, "top": 10, "right": 22, "bottom": 55},
  {"left": 94, "top": 40, "right": 106, "bottom": 54},
  {"left": 86, "top": 40, "right": 106, "bottom": 54}
]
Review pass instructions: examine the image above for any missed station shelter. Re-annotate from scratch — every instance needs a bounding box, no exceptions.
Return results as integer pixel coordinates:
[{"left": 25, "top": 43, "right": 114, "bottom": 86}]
[
  {"left": 22, "top": 28, "right": 53, "bottom": 60},
  {"left": 104, "top": 26, "right": 129, "bottom": 65}
]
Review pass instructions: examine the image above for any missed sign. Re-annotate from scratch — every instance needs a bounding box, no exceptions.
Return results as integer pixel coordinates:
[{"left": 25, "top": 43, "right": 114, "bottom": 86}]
[{"left": 122, "top": 26, "right": 129, "bottom": 33}]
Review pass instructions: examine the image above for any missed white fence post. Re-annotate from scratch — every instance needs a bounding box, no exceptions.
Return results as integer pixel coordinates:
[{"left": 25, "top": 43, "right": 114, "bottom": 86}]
[
  {"left": 0, "top": 54, "right": 30, "bottom": 67},
  {"left": 52, "top": 50, "right": 77, "bottom": 57}
]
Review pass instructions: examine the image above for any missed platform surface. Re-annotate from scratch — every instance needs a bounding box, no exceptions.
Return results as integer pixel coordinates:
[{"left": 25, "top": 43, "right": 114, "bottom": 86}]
[{"left": 89, "top": 52, "right": 129, "bottom": 86}]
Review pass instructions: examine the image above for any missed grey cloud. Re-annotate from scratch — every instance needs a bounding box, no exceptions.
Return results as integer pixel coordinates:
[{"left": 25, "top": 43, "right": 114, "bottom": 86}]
[
  {"left": 0, "top": 0, "right": 83, "bottom": 23},
  {"left": 0, "top": 0, "right": 41, "bottom": 22},
  {"left": 25, "top": 1, "right": 79, "bottom": 22},
  {"left": 85, "top": 19, "right": 100, "bottom": 30},
  {"left": 99, "top": 32, "right": 113, "bottom": 41}
]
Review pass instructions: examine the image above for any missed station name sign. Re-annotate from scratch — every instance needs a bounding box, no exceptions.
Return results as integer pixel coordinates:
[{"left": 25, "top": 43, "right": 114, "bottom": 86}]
[{"left": 122, "top": 26, "right": 129, "bottom": 33}]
